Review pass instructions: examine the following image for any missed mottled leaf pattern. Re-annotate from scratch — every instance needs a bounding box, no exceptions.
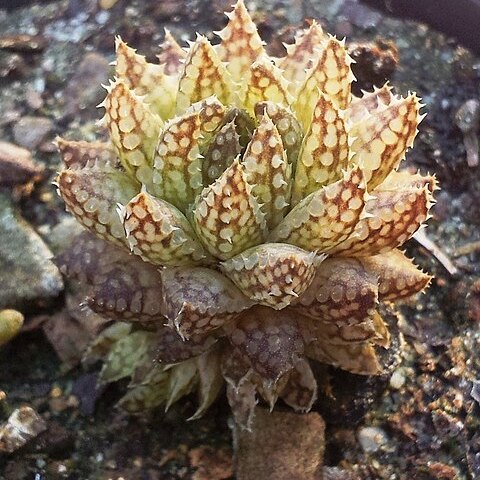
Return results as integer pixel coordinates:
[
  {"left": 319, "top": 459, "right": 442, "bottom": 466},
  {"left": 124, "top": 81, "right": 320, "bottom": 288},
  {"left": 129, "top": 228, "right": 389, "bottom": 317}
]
[
  {"left": 57, "top": 164, "right": 138, "bottom": 247},
  {"left": 269, "top": 167, "right": 366, "bottom": 252},
  {"left": 242, "top": 114, "right": 291, "bottom": 228},
  {"left": 292, "top": 92, "right": 350, "bottom": 203},
  {"left": 217, "top": 0, "right": 265, "bottom": 81},
  {"left": 192, "top": 159, "right": 266, "bottom": 260},
  {"left": 176, "top": 35, "right": 235, "bottom": 114},
  {"left": 122, "top": 191, "right": 210, "bottom": 266},
  {"left": 294, "top": 36, "right": 354, "bottom": 128},
  {"left": 222, "top": 243, "right": 320, "bottom": 309},
  {"left": 161, "top": 266, "right": 252, "bottom": 339},
  {"left": 279, "top": 21, "right": 325, "bottom": 86},
  {"left": 56, "top": 0, "right": 434, "bottom": 420},
  {"left": 100, "top": 79, "right": 162, "bottom": 184}
]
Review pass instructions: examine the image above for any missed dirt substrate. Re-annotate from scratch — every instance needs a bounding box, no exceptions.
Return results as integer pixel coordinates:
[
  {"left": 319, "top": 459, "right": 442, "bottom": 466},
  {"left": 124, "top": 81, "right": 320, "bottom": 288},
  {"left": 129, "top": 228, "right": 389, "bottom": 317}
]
[{"left": 1, "top": 1, "right": 480, "bottom": 479}]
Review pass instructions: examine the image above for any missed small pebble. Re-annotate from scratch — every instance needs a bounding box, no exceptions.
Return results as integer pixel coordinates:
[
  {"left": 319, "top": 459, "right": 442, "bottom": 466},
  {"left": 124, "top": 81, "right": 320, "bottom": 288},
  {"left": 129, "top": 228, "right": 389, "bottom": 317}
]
[
  {"left": 357, "top": 426, "right": 388, "bottom": 453},
  {"left": 390, "top": 368, "right": 406, "bottom": 390}
]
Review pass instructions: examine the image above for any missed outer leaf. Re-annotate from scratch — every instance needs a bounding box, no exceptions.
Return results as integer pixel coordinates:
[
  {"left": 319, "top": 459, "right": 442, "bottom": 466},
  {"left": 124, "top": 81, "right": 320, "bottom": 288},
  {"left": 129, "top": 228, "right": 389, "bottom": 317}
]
[
  {"left": 226, "top": 306, "right": 304, "bottom": 382},
  {"left": 242, "top": 55, "right": 292, "bottom": 114},
  {"left": 350, "top": 92, "right": 422, "bottom": 189},
  {"left": 176, "top": 35, "right": 235, "bottom": 114},
  {"left": 165, "top": 358, "right": 198, "bottom": 410},
  {"left": 158, "top": 28, "right": 187, "bottom": 76},
  {"left": 100, "top": 79, "right": 162, "bottom": 184},
  {"left": 269, "top": 166, "right": 366, "bottom": 252},
  {"left": 190, "top": 347, "right": 224, "bottom": 420},
  {"left": 254, "top": 101, "right": 304, "bottom": 167},
  {"left": 115, "top": 37, "right": 176, "bottom": 119},
  {"left": 305, "top": 340, "right": 382, "bottom": 375},
  {"left": 99, "top": 330, "right": 155, "bottom": 384},
  {"left": 57, "top": 232, "right": 167, "bottom": 322},
  {"left": 301, "top": 314, "right": 385, "bottom": 346},
  {"left": 56, "top": 138, "right": 118, "bottom": 170},
  {"left": 121, "top": 191, "right": 211, "bottom": 266},
  {"left": 83, "top": 322, "right": 132, "bottom": 366},
  {"left": 216, "top": 0, "right": 266, "bottom": 82},
  {"left": 292, "top": 92, "right": 349, "bottom": 204},
  {"left": 161, "top": 266, "right": 252, "bottom": 339},
  {"left": 279, "top": 358, "right": 317, "bottom": 412},
  {"left": 361, "top": 249, "right": 432, "bottom": 301},
  {"left": 85, "top": 250, "right": 166, "bottom": 323},
  {"left": 155, "top": 328, "right": 217, "bottom": 364},
  {"left": 117, "top": 368, "right": 169, "bottom": 412},
  {"left": 151, "top": 110, "right": 203, "bottom": 212},
  {"left": 192, "top": 159, "right": 266, "bottom": 260},
  {"left": 293, "top": 257, "right": 378, "bottom": 326},
  {"left": 329, "top": 185, "right": 433, "bottom": 257},
  {"left": 294, "top": 36, "right": 354, "bottom": 129},
  {"left": 56, "top": 164, "right": 138, "bottom": 247},
  {"left": 278, "top": 21, "right": 325, "bottom": 86},
  {"left": 221, "top": 243, "right": 320, "bottom": 310},
  {"left": 242, "top": 114, "right": 291, "bottom": 228}
]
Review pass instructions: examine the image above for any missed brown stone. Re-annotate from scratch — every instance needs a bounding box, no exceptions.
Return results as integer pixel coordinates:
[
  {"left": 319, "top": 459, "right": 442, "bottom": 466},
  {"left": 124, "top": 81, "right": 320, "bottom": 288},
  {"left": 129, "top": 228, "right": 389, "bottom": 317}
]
[
  {"left": 0, "top": 140, "right": 44, "bottom": 187},
  {"left": 234, "top": 407, "right": 325, "bottom": 480}
]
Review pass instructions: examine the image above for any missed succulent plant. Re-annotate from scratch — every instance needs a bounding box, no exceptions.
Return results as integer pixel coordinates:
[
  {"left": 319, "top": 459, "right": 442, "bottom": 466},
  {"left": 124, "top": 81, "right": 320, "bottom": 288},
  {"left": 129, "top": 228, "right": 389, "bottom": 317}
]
[{"left": 56, "top": 0, "right": 435, "bottom": 428}]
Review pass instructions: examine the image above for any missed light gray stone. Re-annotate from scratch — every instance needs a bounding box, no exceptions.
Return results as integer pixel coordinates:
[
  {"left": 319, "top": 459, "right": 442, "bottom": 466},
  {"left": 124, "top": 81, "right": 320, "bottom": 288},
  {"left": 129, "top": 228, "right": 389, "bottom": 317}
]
[{"left": 0, "top": 193, "right": 63, "bottom": 309}]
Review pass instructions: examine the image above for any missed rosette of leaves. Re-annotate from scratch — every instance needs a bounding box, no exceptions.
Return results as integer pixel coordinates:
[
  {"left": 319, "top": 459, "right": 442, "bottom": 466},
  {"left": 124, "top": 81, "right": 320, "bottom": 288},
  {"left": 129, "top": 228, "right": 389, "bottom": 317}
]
[{"left": 56, "top": 0, "right": 435, "bottom": 428}]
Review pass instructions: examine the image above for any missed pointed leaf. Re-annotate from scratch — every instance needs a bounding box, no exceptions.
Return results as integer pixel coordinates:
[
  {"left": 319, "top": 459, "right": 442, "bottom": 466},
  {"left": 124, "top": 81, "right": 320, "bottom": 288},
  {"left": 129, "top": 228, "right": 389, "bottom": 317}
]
[
  {"left": 361, "top": 249, "right": 432, "bottom": 301},
  {"left": 190, "top": 347, "right": 224, "bottom": 419},
  {"left": 254, "top": 101, "right": 304, "bottom": 167},
  {"left": 294, "top": 36, "right": 354, "bottom": 129},
  {"left": 158, "top": 28, "right": 187, "bottom": 76},
  {"left": 293, "top": 256, "right": 378, "bottom": 330},
  {"left": 242, "top": 55, "right": 292, "bottom": 114},
  {"left": 165, "top": 358, "right": 198, "bottom": 410},
  {"left": 278, "top": 21, "right": 325, "bottom": 86},
  {"left": 226, "top": 306, "right": 304, "bottom": 382},
  {"left": 176, "top": 35, "right": 235, "bottom": 113},
  {"left": 217, "top": 0, "right": 266, "bottom": 82},
  {"left": 122, "top": 191, "right": 211, "bottom": 266},
  {"left": 192, "top": 159, "right": 266, "bottom": 260},
  {"left": 115, "top": 37, "right": 176, "bottom": 119},
  {"left": 151, "top": 110, "right": 203, "bottom": 211},
  {"left": 56, "top": 138, "right": 118, "bottom": 170},
  {"left": 280, "top": 358, "right": 317, "bottom": 412},
  {"left": 242, "top": 114, "right": 292, "bottom": 228},
  {"left": 292, "top": 92, "right": 349, "bottom": 204},
  {"left": 100, "top": 79, "right": 162, "bottom": 184},
  {"left": 269, "top": 166, "right": 366, "bottom": 252},
  {"left": 329, "top": 185, "right": 433, "bottom": 257},
  {"left": 221, "top": 243, "right": 320, "bottom": 310},
  {"left": 56, "top": 163, "right": 138, "bottom": 247},
  {"left": 161, "top": 266, "right": 252, "bottom": 339},
  {"left": 350, "top": 92, "right": 422, "bottom": 189}
]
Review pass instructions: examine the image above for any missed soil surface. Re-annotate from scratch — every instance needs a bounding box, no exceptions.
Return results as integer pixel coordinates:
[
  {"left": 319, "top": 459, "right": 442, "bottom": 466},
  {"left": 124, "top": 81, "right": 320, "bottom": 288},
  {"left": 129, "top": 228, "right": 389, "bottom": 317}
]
[{"left": 1, "top": 1, "right": 480, "bottom": 479}]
